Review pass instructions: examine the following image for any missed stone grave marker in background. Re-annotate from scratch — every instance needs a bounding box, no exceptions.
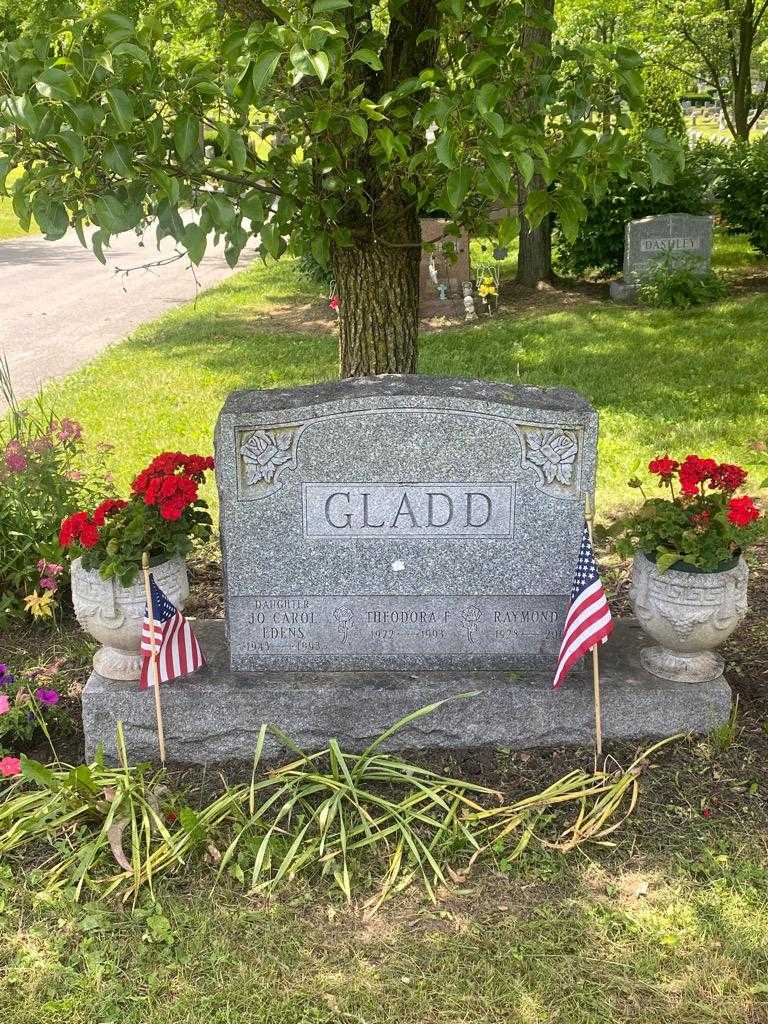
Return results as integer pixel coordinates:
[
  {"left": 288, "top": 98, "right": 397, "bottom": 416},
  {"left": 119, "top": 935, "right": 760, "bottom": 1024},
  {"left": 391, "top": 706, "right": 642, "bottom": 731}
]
[
  {"left": 610, "top": 213, "right": 714, "bottom": 302},
  {"left": 83, "top": 376, "right": 732, "bottom": 762}
]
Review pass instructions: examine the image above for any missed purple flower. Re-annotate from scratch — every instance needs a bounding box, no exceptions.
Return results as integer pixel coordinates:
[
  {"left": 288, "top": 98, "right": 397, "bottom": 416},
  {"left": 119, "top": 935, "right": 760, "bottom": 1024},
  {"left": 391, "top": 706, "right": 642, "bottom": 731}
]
[
  {"left": 34, "top": 687, "right": 60, "bottom": 706},
  {"left": 0, "top": 665, "right": 12, "bottom": 687},
  {"left": 39, "top": 577, "right": 58, "bottom": 592}
]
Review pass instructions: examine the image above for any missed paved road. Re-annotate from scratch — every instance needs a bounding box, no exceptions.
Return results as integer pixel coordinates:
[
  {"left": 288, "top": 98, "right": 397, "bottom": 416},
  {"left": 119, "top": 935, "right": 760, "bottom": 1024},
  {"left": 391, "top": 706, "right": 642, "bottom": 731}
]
[{"left": 0, "top": 228, "right": 255, "bottom": 408}]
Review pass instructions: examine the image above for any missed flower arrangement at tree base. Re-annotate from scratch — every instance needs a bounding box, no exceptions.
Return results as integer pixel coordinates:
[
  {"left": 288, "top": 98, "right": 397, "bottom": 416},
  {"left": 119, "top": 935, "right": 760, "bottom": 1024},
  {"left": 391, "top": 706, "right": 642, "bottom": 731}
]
[
  {"left": 59, "top": 452, "right": 213, "bottom": 681},
  {"left": 606, "top": 454, "right": 764, "bottom": 683}
]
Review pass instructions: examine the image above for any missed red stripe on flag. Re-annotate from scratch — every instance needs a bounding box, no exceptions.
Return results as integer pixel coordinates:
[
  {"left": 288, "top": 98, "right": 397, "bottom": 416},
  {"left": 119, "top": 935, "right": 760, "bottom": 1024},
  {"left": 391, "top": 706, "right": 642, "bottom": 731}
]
[{"left": 553, "top": 609, "right": 613, "bottom": 688}]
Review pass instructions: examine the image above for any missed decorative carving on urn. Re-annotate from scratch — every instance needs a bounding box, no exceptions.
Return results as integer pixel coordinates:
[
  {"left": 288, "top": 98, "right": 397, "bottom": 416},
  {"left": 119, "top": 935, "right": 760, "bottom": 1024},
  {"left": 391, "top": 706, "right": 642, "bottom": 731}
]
[
  {"left": 71, "top": 556, "right": 189, "bottom": 681},
  {"left": 630, "top": 552, "right": 748, "bottom": 682}
]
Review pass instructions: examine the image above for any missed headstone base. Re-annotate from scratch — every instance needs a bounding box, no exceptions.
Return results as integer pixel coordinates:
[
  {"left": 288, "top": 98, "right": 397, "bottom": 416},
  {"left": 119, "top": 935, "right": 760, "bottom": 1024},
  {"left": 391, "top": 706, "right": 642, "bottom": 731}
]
[
  {"left": 82, "top": 619, "right": 732, "bottom": 764},
  {"left": 609, "top": 281, "right": 637, "bottom": 303}
]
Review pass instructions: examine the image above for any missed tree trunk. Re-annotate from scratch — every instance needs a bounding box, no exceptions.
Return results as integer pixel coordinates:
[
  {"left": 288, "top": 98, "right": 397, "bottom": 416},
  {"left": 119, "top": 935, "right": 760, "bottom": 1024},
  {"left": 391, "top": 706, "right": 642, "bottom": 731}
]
[
  {"left": 515, "top": 0, "right": 555, "bottom": 287},
  {"left": 333, "top": 220, "right": 420, "bottom": 378},
  {"left": 517, "top": 173, "right": 553, "bottom": 287}
]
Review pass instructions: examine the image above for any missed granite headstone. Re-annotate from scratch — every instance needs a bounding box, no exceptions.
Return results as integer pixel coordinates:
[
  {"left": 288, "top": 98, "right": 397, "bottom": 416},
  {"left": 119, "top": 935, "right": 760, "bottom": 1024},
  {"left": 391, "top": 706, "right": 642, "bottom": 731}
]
[
  {"left": 624, "top": 213, "right": 714, "bottom": 284},
  {"left": 80, "top": 375, "right": 733, "bottom": 763},
  {"left": 610, "top": 213, "right": 714, "bottom": 302},
  {"left": 214, "top": 376, "right": 598, "bottom": 672}
]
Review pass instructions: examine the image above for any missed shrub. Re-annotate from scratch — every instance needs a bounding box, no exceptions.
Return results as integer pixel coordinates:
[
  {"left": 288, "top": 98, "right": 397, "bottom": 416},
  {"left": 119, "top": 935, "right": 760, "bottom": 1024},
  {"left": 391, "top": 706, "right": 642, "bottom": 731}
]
[
  {"left": 636, "top": 254, "right": 728, "bottom": 308},
  {"left": 554, "top": 146, "right": 711, "bottom": 278},
  {"left": 0, "top": 360, "right": 109, "bottom": 626},
  {"left": 711, "top": 137, "right": 768, "bottom": 256},
  {"left": 630, "top": 67, "right": 686, "bottom": 144}
]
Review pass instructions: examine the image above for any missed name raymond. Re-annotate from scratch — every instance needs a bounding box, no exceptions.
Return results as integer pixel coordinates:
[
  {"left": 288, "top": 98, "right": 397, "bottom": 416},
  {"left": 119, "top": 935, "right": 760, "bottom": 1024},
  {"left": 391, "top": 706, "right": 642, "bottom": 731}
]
[{"left": 303, "top": 482, "right": 514, "bottom": 538}]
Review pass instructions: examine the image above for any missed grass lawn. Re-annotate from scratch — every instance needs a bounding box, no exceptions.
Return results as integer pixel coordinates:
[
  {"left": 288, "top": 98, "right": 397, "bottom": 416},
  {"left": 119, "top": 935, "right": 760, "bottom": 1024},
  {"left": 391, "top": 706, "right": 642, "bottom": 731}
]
[{"left": 41, "top": 231, "right": 768, "bottom": 514}]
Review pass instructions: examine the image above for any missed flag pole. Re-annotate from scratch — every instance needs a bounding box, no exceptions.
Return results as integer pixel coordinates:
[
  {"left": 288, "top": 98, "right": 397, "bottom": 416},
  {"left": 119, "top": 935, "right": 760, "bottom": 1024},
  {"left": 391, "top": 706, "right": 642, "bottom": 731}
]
[
  {"left": 584, "top": 494, "right": 603, "bottom": 757},
  {"left": 142, "top": 551, "right": 166, "bottom": 766}
]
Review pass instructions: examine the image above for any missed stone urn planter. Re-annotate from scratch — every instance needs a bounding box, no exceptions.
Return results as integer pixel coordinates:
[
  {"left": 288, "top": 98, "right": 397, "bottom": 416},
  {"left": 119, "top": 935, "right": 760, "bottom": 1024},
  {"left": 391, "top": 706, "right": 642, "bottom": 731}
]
[
  {"left": 71, "top": 556, "right": 189, "bottom": 680},
  {"left": 629, "top": 552, "right": 748, "bottom": 682}
]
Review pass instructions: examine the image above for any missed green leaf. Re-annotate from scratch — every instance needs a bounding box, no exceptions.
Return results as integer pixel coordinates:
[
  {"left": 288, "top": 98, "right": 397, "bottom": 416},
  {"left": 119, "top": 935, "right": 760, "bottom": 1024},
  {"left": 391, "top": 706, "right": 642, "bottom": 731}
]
[
  {"left": 259, "top": 220, "right": 285, "bottom": 259},
  {"left": 92, "top": 228, "right": 108, "bottom": 264},
  {"left": 20, "top": 756, "right": 57, "bottom": 790},
  {"left": 105, "top": 88, "right": 134, "bottom": 131},
  {"left": 309, "top": 50, "right": 330, "bottom": 83},
  {"left": 486, "top": 151, "right": 510, "bottom": 191},
  {"left": 351, "top": 49, "right": 383, "bottom": 71},
  {"left": 113, "top": 42, "right": 150, "bottom": 64},
  {"left": 36, "top": 67, "right": 78, "bottom": 102},
  {"left": 373, "top": 127, "right": 396, "bottom": 160},
  {"left": 515, "top": 151, "right": 534, "bottom": 187},
  {"left": 252, "top": 51, "right": 281, "bottom": 93},
  {"left": 174, "top": 113, "right": 200, "bottom": 161},
  {"left": 466, "top": 53, "right": 496, "bottom": 77},
  {"left": 498, "top": 214, "right": 518, "bottom": 247},
  {"left": 0, "top": 157, "right": 9, "bottom": 192},
  {"left": 206, "top": 193, "right": 236, "bottom": 230},
  {"left": 524, "top": 189, "right": 553, "bottom": 229},
  {"left": 1, "top": 95, "right": 39, "bottom": 133},
  {"left": 183, "top": 222, "right": 207, "bottom": 264},
  {"left": 32, "top": 196, "right": 69, "bottom": 240},
  {"left": 655, "top": 550, "right": 680, "bottom": 574},
  {"left": 311, "top": 232, "right": 330, "bottom": 265},
  {"left": 227, "top": 132, "right": 247, "bottom": 172},
  {"left": 93, "top": 194, "right": 129, "bottom": 233},
  {"left": 447, "top": 166, "right": 471, "bottom": 208},
  {"left": 55, "top": 130, "right": 85, "bottom": 167},
  {"left": 482, "top": 110, "right": 506, "bottom": 138},
  {"left": 103, "top": 142, "right": 133, "bottom": 176},
  {"left": 240, "top": 190, "right": 265, "bottom": 225},
  {"left": 435, "top": 131, "right": 457, "bottom": 169},
  {"left": 347, "top": 114, "right": 368, "bottom": 140},
  {"left": 313, "top": 0, "right": 350, "bottom": 10}
]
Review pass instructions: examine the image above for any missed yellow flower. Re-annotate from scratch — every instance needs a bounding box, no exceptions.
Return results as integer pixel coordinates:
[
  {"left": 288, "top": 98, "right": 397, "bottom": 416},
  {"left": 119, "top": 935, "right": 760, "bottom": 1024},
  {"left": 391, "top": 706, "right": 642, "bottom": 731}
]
[
  {"left": 478, "top": 284, "right": 497, "bottom": 297},
  {"left": 24, "top": 590, "right": 55, "bottom": 619}
]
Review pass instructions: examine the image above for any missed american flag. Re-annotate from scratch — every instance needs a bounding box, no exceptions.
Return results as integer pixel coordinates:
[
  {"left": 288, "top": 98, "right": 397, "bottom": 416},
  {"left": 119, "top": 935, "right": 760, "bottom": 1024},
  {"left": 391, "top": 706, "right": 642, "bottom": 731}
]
[
  {"left": 553, "top": 523, "right": 613, "bottom": 689},
  {"left": 140, "top": 574, "right": 204, "bottom": 689}
]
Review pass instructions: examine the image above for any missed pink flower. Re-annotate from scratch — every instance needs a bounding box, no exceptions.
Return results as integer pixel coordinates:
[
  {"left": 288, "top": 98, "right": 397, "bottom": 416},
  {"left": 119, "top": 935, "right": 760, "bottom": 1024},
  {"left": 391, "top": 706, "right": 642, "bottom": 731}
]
[
  {"left": 39, "top": 577, "right": 58, "bottom": 592},
  {"left": 66, "top": 470, "right": 85, "bottom": 482},
  {"left": 0, "top": 756, "right": 21, "bottom": 778},
  {"left": 0, "top": 694, "right": 10, "bottom": 715},
  {"left": 4, "top": 440, "right": 27, "bottom": 473},
  {"left": 328, "top": 295, "right": 340, "bottom": 312},
  {"left": 37, "top": 560, "right": 63, "bottom": 577},
  {"left": 56, "top": 418, "right": 83, "bottom": 442},
  {"left": 29, "top": 436, "right": 53, "bottom": 454},
  {"left": 34, "top": 687, "right": 60, "bottom": 706}
]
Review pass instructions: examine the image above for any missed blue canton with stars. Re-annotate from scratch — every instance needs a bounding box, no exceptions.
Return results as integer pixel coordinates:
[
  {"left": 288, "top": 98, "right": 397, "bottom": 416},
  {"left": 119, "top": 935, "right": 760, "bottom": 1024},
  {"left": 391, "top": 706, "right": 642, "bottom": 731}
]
[
  {"left": 147, "top": 575, "right": 177, "bottom": 623},
  {"left": 570, "top": 524, "right": 601, "bottom": 602}
]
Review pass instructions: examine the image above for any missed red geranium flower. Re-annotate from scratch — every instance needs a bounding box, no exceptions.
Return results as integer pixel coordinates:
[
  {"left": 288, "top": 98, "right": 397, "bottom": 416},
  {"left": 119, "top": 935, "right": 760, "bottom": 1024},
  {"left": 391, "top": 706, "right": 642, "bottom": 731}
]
[
  {"left": 649, "top": 455, "right": 679, "bottom": 480},
  {"left": 59, "top": 511, "right": 90, "bottom": 546},
  {"left": 92, "top": 498, "right": 128, "bottom": 526},
  {"left": 727, "top": 495, "right": 760, "bottom": 527},
  {"left": 710, "top": 463, "right": 748, "bottom": 493},
  {"left": 678, "top": 455, "right": 718, "bottom": 496}
]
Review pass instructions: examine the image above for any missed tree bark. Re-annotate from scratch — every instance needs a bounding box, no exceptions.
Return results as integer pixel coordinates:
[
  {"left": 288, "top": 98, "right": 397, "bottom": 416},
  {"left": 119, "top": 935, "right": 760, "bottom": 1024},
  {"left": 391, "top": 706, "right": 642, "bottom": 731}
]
[
  {"left": 515, "top": 0, "right": 555, "bottom": 287},
  {"left": 517, "top": 173, "right": 553, "bottom": 286},
  {"left": 333, "top": 209, "right": 421, "bottom": 377}
]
